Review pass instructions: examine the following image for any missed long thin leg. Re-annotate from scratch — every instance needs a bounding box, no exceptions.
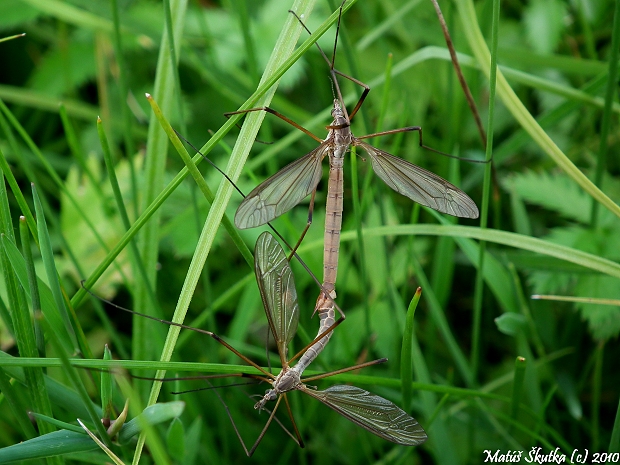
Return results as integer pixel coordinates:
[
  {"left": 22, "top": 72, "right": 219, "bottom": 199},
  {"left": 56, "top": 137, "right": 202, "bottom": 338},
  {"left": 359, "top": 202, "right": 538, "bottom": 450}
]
[
  {"left": 264, "top": 403, "right": 302, "bottom": 446},
  {"left": 356, "top": 126, "right": 424, "bottom": 142},
  {"left": 327, "top": 1, "right": 371, "bottom": 121},
  {"left": 288, "top": 316, "right": 345, "bottom": 365},
  {"left": 301, "top": 358, "right": 388, "bottom": 383},
  {"left": 336, "top": 69, "right": 370, "bottom": 121},
  {"left": 169, "top": 380, "right": 261, "bottom": 396},
  {"left": 130, "top": 372, "right": 269, "bottom": 384},
  {"left": 210, "top": 381, "right": 252, "bottom": 457},
  {"left": 287, "top": 188, "right": 318, "bottom": 261},
  {"left": 83, "top": 284, "right": 275, "bottom": 379},
  {"left": 430, "top": 0, "right": 486, "bottom": 148},
  {"left": 224, "top": 107, "right": 323, "bottom": 143},
  {"left": 289, "top": 2, "right": 369, "bottom": 123},
  {"left": 249, "top": 396, "right": 285, "bottom": 456},
  {"left": 356, "top": 127, "right": 489, "bottom": 164},
  {"left": 329, "top": 0, "right": 346, "bottom": 69},
  {"left": 283, "top": 394, "right": 305, "bottom": 449},
  {"left": 208, "top": 381, "right": 300, "bottom": 457}
]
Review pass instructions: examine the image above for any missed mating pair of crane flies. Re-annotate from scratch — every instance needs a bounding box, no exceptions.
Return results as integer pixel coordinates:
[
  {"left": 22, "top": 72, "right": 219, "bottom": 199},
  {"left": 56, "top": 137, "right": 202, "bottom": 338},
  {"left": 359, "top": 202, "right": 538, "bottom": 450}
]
[
  {"left": 116, "top": 0, "right": 479, "bottom": 454},
  {"left": 230, "top": 1, "right": 479, "bottom": 335},
  {"left": 188, "top": 1, "right": 476, "bottom": 449},
  {"left": 95, "top": 232, "right": 427, "bottom": 455}
]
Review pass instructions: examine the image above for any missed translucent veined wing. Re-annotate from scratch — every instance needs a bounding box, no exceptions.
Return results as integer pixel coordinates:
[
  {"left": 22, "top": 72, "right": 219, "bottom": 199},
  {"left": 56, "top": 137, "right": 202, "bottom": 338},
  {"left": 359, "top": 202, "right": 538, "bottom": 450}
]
[
  {"left": 235, "top": 144, "right": 330, "bottom": 229},
  {"left": 357, "top": 141, "right": 479, "bottom": 219},
  {"left": 303, "top": 385, "right": 427, "bottom": 446},
  {"left": 254, "top": 232, "right": 299, "bottom": 366}
]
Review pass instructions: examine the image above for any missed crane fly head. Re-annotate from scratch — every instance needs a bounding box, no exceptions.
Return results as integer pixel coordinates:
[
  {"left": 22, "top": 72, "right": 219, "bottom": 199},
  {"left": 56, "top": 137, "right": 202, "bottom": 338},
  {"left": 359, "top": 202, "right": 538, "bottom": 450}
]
[
  {"left": 254, "top": 389, "right": 277, "bottom": 410},
  {"left": 331, "top": 99, "right": 343, "bottom": 118}
]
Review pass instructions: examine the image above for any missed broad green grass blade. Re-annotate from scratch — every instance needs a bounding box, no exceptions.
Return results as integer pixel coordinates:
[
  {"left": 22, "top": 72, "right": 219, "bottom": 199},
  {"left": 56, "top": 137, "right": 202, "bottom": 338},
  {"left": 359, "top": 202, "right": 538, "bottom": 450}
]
[
  {"left": 0, "top": 145, "right": 37, "bottom": 242},
  {"left": 32, "top": 184, "right": 79, "bottom": 351},
  {"left": 97, "top": 117, "right": 160, "bottom": 317},
  {"left": 19, "top": 213, "right": 44, "bottom": 356},
  {"left": 1, "top": 236, "right": 69, "bottom": 354},
  {"left": 0, "top": 368, "right": 38, "bottom": 439},
  {"left": 0, "top": 178, "right": 57, "bottom": 446},
  {"left": 0, "top": 430, "right": 98, "bottom": 462},
  {"left": 146, "top": 94, "right": 253, "bottom": 267},
  {"left": 131, "top": 0, "right": 189, "bottom": 378},
  {"left": 336, "top": 225, "right": 620, "bottom": 279},
  {"left": 101, "top": 345, "right": 114, "bottom": 422}
]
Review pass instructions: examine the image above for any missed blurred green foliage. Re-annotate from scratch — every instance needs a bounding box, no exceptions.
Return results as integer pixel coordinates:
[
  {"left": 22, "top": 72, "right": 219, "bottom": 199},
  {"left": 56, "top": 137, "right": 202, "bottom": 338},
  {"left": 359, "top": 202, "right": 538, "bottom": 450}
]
[{"left": 0, "top": 0, "right": 620, "bottom": 463}]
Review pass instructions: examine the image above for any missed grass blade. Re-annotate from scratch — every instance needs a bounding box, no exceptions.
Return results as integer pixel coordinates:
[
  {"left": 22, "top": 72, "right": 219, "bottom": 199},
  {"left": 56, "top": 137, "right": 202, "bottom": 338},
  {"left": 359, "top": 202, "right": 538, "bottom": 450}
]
[{"left": 400, "top": 288, "right": 422, "bottom": 411}]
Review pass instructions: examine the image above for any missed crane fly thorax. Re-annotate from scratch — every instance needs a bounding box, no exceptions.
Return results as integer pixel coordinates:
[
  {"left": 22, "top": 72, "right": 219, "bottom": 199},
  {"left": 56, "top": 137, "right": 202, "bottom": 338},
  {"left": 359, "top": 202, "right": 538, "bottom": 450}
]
[
  {"left": 326, "top": 100, "right": 351, "bottom": 161},
  {"left": 254, "top": 367, "right": 301, "bottom": 410},
  {"left": 273, "top": 367, "right": 302, "bottom": 392}
]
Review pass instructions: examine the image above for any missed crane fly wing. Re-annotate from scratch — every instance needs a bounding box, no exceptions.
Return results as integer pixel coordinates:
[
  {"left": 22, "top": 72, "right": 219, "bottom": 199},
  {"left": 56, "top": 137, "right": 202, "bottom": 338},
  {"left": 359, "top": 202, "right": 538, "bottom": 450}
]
[
  {"left": 235, "top": 144, "right": 330, "bottom": 229},
  {"left": 254, "top": 232, "right": 299, "bottom": 366},
  {"left": 357, "top": 141, "right": 479, "bottom": 219},
  {"left": 303, "top": 385, "right": 427, "bottom": 446}
]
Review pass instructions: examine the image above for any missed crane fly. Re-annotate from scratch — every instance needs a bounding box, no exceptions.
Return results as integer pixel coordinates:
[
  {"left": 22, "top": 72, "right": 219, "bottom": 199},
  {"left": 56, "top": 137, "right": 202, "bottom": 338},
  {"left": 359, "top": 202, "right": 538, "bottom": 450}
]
[
  {"left": 231, "top": 1, "right": 479, "bottom": 332},
  {"left": 233, "top": 1, "right": 479, "bottom": 230},
  {"left": 245, "top": 231, "right": 427, "bottom": 453},
  {"left": 95, "top": 232, "right": 427, "bottom": 455},
  {"left": 234, "top": 97, "right": 479, "bottom": 228}
]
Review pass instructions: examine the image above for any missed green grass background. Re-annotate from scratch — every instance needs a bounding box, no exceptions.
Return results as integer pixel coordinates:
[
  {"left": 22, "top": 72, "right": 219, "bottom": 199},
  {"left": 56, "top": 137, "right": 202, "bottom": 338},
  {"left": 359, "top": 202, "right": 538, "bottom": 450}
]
[{"left": 0, "top": 0, "right": 619, "bottom": 463}]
